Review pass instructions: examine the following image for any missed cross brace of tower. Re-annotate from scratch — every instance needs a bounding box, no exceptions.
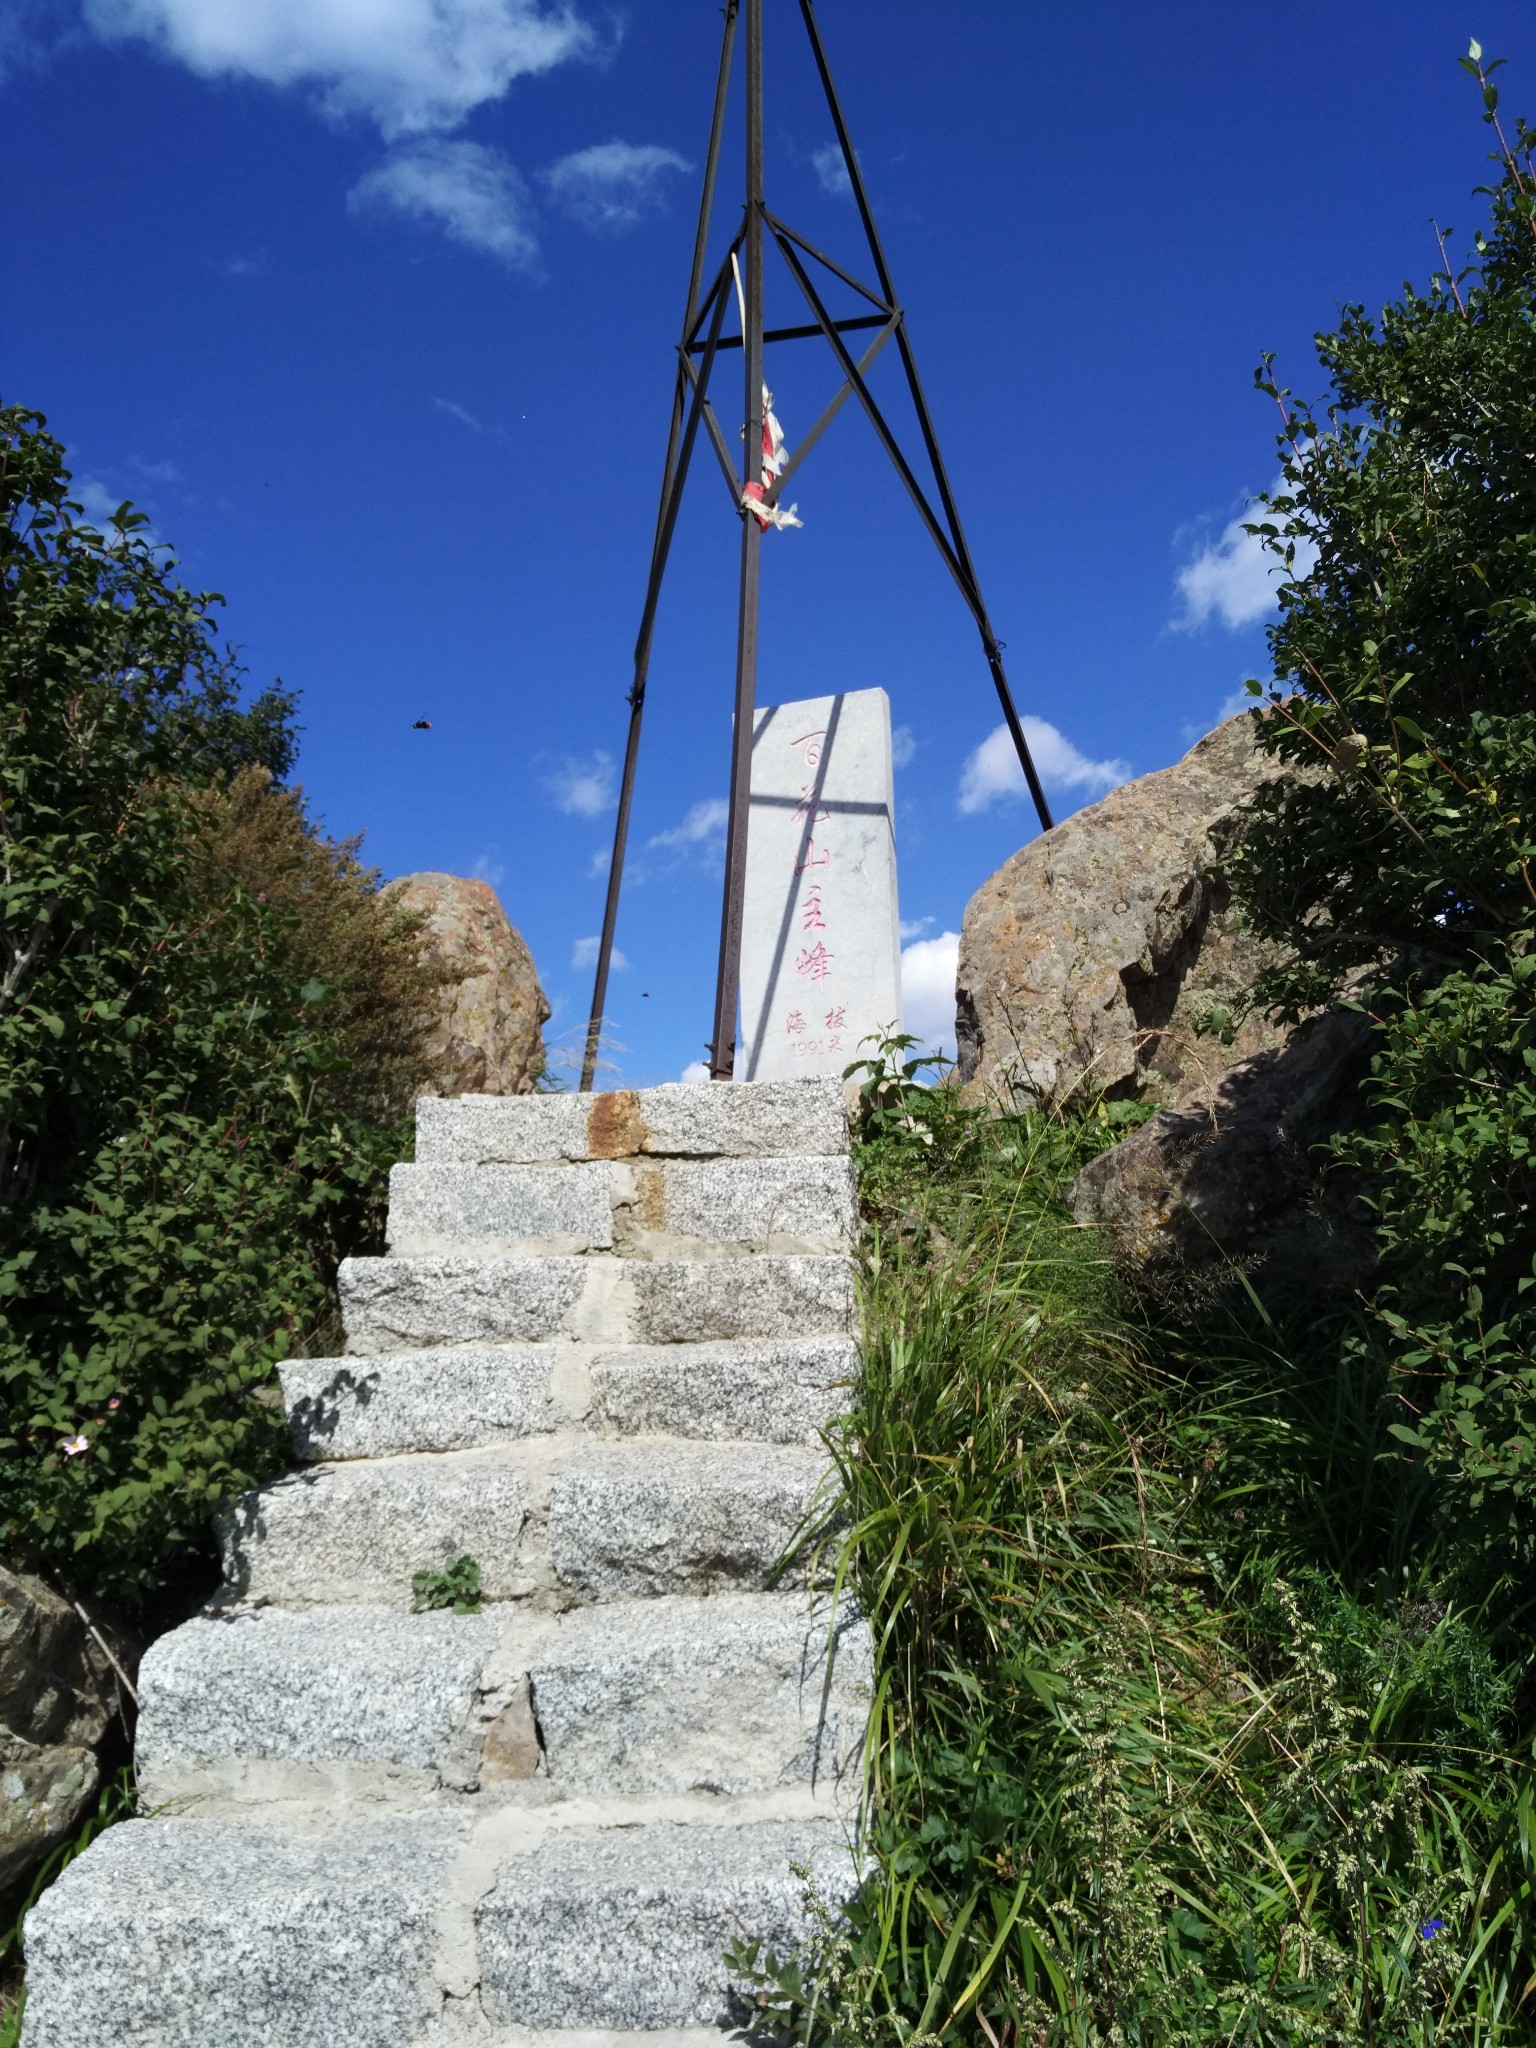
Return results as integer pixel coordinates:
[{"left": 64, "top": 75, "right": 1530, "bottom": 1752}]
[{"left": 578, "top": 0, "right": 1053, "bottom": 1094}]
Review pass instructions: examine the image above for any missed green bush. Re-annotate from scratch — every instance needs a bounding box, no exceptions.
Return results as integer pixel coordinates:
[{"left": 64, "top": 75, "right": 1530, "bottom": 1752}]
[
  {"left": 1226, "top": 50, "right": 1536, "bottom": 1586},
  {"left": 0, "top": 405, "right": 433, "bottom": 1613}
]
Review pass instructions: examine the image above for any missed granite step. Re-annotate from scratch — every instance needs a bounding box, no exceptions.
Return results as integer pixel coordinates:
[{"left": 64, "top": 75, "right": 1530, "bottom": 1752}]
[
  {"left": 280, "top": 1335, "right": 859, "bottom": 1461},
  {"left": 384, "top": 1154, "right": 857, "bottom": 1258},
  {"left": 413, "top": 1075, "right": 849, "bottom": 1167},
  {"left": 135, "top": 1592, "right": 870, "bottom": 1811},
  {"left": 338, "top": 1252, "right": 856, "bottom": 1352},
  {"left": 20, "top": 1803, "right": 854, "bottom": 2045},
  {"left": 220, "top": 1438, "right": 832, "bottom": 1609}
]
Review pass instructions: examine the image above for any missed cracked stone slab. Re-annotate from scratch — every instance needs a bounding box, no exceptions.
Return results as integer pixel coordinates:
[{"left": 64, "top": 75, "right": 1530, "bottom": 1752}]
[
  {"left": 526, "top": 1592, "right": 870, "bottom": 1798},
  {"left": 549, "top": 1442, "right": 827, "bottom": 1600},
  {"left": 221, "top": 1453, "right": 535, "bottom": 1608},
  {"left": 19, "top": 1813, "right": 466, "bottom": 2048},
  {"left": 387, "top": 1162, "right": 614, "bottom": 1256},
  {"left": 477, "top": 1816, "right": 854, "bottom": 2030},
  {"left": 414, "top": 1078, "right": 849, "bottom": 1167},
  {"left": 339, "top": 1256, "right": 855, "bottom": 1353},
  {"left": 136, "top": 1606, "right": 504, "bottom": 1798}
]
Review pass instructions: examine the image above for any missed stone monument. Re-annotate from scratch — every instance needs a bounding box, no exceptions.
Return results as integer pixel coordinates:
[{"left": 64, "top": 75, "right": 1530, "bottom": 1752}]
[{"left": 740, "top": 686, "right": 902, "bottom": 1081}]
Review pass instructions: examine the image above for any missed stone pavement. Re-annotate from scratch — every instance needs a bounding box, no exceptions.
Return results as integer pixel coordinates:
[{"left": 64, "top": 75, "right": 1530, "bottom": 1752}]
[{"left": 21, "top": 1078, "right": 869, "bottom": 2047}]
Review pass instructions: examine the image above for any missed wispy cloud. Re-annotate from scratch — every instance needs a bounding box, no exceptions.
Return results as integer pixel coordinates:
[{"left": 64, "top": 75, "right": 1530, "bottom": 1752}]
[
  {"left": 82, "top": 0, "right": 598, "bottom": 139},
  {"left": 540, "top": 140, "right": 691, "bottom": 233},
  {"left": 350, "top": 140, "right": 539, "bottom": 268},
  {"left": 901, "top": 929, "right": 960, "bottom": 1060},
  {"left": 958, "top": 718, "right": 1128, "bottom": 816},
  {"left": 220, "top": 250, "right": 266, "bottom": 278},
  {"left": 810, "top": 142, "right": 852, "bottom": 197},
  {"left": 647, "top": 797, "right": 727, "bottom": 851},
  {"left": 546, "top": 751, "right": 617, "bottom": 817},
  {"left": 898, "top": 914, "right": 934, "bottom": 942},
  {"left": 1172, "top": 480, "right": 1317, "bottom": 631},
  {"left": 472, "top": 847, "right": 506, "bottom": 887},
  {"left": 432, "top": 394, "right": 502, "bottom": 436},
  {"left": 890, "top": 724, "right": 916, "bottom": 770},
  {"left": 572, "top": 934, "right": 626, "bottom": 971}
]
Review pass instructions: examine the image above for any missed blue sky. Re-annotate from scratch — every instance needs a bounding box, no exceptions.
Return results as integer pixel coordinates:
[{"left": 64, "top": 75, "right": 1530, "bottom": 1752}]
[{"left": 4, "top": 0, "right": 1530, "bottom": 1084}]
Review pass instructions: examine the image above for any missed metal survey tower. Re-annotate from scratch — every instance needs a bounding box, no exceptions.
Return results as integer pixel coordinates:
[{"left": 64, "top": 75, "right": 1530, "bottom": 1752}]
[{"left": 578, "top": 0, "right": 1052, "bottom": 1092}]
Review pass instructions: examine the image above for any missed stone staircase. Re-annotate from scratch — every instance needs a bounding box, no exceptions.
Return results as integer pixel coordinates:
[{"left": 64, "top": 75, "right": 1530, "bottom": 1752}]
[{"left": 22, "top": 1078, "right": 869, "bottom": 2047}]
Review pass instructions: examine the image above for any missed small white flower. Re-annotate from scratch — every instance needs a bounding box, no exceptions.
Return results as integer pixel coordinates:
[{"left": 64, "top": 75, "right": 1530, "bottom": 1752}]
[{"left": 60, "top": 1434, "right": 89, "bottom": 1457}]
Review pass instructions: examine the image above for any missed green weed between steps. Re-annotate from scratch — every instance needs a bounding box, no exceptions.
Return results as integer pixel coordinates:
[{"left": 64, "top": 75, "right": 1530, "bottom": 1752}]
[{"left": 732, "top": 1044, "right": 1535, "bottom": 2047}]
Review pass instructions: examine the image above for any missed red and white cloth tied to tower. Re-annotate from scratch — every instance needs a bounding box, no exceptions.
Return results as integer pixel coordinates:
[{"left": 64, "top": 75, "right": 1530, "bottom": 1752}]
[{"left": 742, "top": 384, "right": 803, "bottom": 532}]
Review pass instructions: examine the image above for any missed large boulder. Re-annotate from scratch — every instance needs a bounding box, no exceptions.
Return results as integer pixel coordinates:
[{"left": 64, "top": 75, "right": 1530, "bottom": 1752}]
[
  {"left": 956, "top": 715, "right": 1293, "bottom": 1111},
  {"left": 386, "top": 873, "right": 549, "bottom": 1096},
  {"left": 1067, "top": 1006, "right": 1379, "bottom": 1310},
  {"left": 1, "top": 1569, "right": 136, "bottom": 1896}
]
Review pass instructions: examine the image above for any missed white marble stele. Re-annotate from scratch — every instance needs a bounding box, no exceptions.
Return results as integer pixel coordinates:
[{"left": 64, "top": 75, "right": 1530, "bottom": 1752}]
[{"left": 739, "top": 687, "right": 902, "bottom": 1082}]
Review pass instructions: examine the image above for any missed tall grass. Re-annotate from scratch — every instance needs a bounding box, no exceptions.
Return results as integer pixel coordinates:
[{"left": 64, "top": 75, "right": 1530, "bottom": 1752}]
[{"left": 737, "top": 1057, "right": 1534, "bottom": 2045}]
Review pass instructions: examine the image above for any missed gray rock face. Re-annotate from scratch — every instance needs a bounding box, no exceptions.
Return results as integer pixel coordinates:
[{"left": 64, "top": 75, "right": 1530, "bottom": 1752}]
[
  {"left": 0, "top": 1568, "right": 136, "bottom": 1893},
  {"left": 20, "top": 1814, "right": 463, "bottom": 2048},
  {"left": 1070, "top": 1005, "right": 1378, "bottom": 1308},
  {"left": 477, "top": 1818, "right": 852, "bottom": 2030},
  {"left": 956, "top": 714, "right": 1298, "bottom": 1111},
  {"left": 386, "top": 871, "right": 549, "bottom": 1096}
]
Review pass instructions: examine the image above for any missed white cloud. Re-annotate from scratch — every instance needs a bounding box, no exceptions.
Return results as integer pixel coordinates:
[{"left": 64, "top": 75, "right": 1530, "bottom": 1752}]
[
  {"left": 810, "top": 142, "right": 851, "bottom": 197},
  {"left": 472, "top": 848, "right": 506, "bottom": 886},
  {"left": 432, "top": 395, "right": 499, "bottom": 434},
  {"left": 679, "top": 1058, "right": 710, "bottom": 1083},
  {"left": 349, "top": 141, "right": 539, "bottom": 268},
  {"left": 545, "top": 750, "right": 617, "bottom": 817},
  {"left": 899, "top": 915, "right": 933, "bottom": 942},
  {"left": 901, "top": 930, "right": 960, "bottom": 1060},
  {"left": 572, "top": 935, "right": 626, "bottom": 971},
  {"left": 957, "top": 717, "right": 1129, "bottom": 816},
  {"left": 648, "top": 797, "right": 727, "bottom": 851},
  {"left": 1173, "top": 481, "right": 1317, "bottom": 631},
  {"left": 890, "top": 723, "right": 916, "bottom": 770},
  {"left": 541, "top": 140, "right": 691, "bottom": 233},
  {"left": 1215, "top": 685, "right": 1261, "bottom": 724},
  {"left": 82, "top": 0, "right": 596, "bottom": 138}
]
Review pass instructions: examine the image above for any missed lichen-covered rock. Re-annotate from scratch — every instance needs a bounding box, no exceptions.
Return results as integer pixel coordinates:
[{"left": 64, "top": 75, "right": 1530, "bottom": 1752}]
[
  {"left": 1068, "top": 1005, "right": 1379, "bottom": 1309},
  {"left": 385, "top": 872, "right": 548, "bottom": 1096},
  {"left": 956, "top": 715, "right": 1296, "bottom": 1111},
  {"left": 0, "top": 1569, "right": 136, "bottom": 1893}
]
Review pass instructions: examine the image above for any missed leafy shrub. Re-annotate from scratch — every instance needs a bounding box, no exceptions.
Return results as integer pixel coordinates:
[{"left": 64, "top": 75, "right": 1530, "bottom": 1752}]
[
  {"left": 0, "top": 404, "right": 435, "bottom": 1613},
  {"left": 1225, "top": 52, "right": 1536, "bottom": 1587}
]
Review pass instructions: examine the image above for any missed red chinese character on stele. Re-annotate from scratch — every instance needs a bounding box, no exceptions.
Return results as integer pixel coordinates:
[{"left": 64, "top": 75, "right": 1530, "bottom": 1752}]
[
  {"left": 794, "top": 942, "right": 834, "bottom": 982},
  {"left": 802, "top": 887, "right": 826, "bottom": 933},
  {"left": 793, "top": 785, "right": 830, "bottom": 829},
  {"left": 792, "top": 729, "right": 826, "bottom": 768},
  {"left": 825, "top": 1007, "right": 846, "bottom": 1031},
  {"left": 785, "top": 1011, "right": 806, "bottom": 1035},
  {"left": 795, "top": 839, "right": 829, "bottom": 874}
]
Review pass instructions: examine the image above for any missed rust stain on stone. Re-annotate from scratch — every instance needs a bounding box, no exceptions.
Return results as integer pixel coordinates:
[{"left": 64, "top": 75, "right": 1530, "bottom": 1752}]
[
  {"left": 587, "top": 1089, "right": 650, "bottom": 1159},
  {"left": 633, "top": 1164, "right": 667, "bottom": 1232}
]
